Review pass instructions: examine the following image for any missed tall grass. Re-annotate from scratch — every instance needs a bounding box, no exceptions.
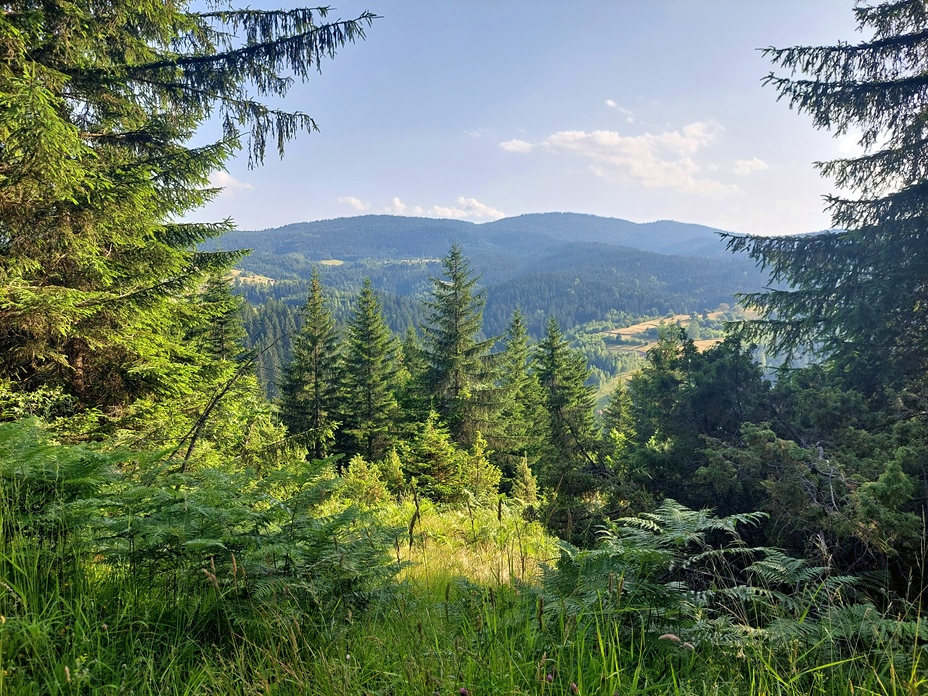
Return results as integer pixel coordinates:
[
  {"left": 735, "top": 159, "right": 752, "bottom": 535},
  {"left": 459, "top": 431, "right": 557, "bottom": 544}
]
[{"left": 0, "top": 420, "right": 924, "bottom": 694}]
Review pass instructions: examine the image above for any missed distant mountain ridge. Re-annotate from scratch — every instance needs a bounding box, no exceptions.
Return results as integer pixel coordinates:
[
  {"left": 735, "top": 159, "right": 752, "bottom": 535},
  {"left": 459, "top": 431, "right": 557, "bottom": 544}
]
[
  {"left": 207, "top": 212, "right": 766, "bottom": 339},
  {"left": 206, "top": 212, "right": 741, "bottom": 262}
]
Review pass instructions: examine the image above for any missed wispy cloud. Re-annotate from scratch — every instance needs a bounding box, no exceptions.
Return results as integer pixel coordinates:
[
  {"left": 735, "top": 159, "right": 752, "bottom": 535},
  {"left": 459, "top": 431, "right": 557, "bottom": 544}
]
[
  {"left": 499, "top": 121, "right": 740, "bottom": 197},
  {"left": 732, "top": 158, "right": 769, "bottom": 176},
  {"left": 499, "top": 139, "right": 535, "bottom": 153},
  {"left": 605, "top": 99, "right": 635, "bottom": 123},
  {"left": 208, "top": 170, "right": 254, "bottom": 197},
  {"left": 338, "top": 195, "right": 370, "bottom": 211},
  {"left": 384, "top": 197, "right": 408, "bottom": 214}
]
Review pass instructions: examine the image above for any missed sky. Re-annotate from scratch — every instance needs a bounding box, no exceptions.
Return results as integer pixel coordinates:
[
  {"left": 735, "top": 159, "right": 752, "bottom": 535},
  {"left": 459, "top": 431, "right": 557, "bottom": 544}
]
[{"left": 190, "top": 1, "right": 864, "bottom": 236}]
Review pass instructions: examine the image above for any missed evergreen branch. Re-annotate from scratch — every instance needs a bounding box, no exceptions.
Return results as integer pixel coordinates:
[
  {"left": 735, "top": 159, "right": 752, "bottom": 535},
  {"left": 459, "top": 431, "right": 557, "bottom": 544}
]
[
  {"left": 168, "top": 334, "right": 295, "bottom": 468},
  {"left": 126, "top": 13, "right": 376, "bottom": 77}
]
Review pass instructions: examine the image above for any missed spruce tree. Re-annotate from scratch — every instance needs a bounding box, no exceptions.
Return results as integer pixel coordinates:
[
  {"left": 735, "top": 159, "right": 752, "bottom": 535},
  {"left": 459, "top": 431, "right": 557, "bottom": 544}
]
[
  {"left": 495, "top": 309, "right": 546, "bottom": 483},
  {"left": 420, "top": 245, "right": 499, "bottom": 446},
  {"left": 0, "top": 3, "right": 374, "bottom": 412},
  {"left": 726, "top": 0, "right": 928, "bottom": 389},
  {"left": 533, "top": 317, "right": 600, "bottom": 542},
  {"left": 396, "top": 326, "right": 429, "bottom": 426},
  {"left": 279, "top": 270, "right": 341, "bottom": 460},
  {"left": 339, "top": 279, "right": 400, "bottom": 462}
]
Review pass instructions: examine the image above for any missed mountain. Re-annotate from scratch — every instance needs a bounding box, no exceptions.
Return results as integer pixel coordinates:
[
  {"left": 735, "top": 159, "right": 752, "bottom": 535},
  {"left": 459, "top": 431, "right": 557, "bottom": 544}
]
[
  {"left": 206, "top": 212, "right": 766, "bottom": 338},
  {"left": 205, "top": 213, "right": 740, "bottom": 267}
]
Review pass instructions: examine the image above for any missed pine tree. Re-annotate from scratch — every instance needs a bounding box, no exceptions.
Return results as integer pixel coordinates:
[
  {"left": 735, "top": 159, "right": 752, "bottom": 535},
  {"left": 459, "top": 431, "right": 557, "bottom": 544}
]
[
  {"left": 0, "top": 3, "right": 374, "bottom": 412},
  {"left": 279, "top": 270, "right": 341, "bottom": 460},
  {"left": 198, "top": 275, "right": 249, "bottom": 365},
  {"left": 601, "top": 381, "right": 635, "bottom": 467},
  {"left": 725, "top": 1, "right": 928, "bottom": 389},
  {"left": 533, "top": 317, "right": 601, "bottom": 542},
  {"left": 396, "top": 326, "right": 429, "bottom": 426},
  {"left": 403, "top": 411, "right": 467, "bottom": 503},
  {"left": 420, "top": 245, "right": 499, "bottom": 446},
  {"left": 495, "top": 310, "right": 546, "bottom": 483},
  {"left": 339, "top": 279, "right": 400, "bottom": 462}
]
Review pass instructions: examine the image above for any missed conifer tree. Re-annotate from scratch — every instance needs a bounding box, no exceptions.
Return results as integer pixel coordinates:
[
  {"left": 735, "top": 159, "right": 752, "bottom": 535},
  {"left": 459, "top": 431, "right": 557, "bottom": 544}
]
[
  {"left": 533, "top": 317, "right": 600, "bottom": 541},
  {"left": 495, "top": 309, "right": 546, "bottom": 482},
  {"left": 0, "top": 3, "right": 374, "bottom": 413},
  {"left": 420, "top": 245, "right": 499, "bottom": 446},
  {"left": 403, "top": 411, "right": 467, "bottom": 503},
  {"left": 198, "top": 275, "right": 249, "bottom": 365},
  {"left": 279, "top": 270, "right": 341, "bottom": 460},
  {"left": 396, "top": 326, "right": 429, "bottom": 426},
  {"left": 726, "top": 0, "right": 928, "bottom": 389},
  {"left": 339, "top": 279, "right": 400, "bottom": 462}
]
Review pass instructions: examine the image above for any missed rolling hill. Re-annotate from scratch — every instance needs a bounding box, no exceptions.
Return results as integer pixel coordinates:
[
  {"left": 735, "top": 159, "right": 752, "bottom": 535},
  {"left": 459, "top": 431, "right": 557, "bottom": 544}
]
[{"left": 205, "top": 213, "right": 765, "bottom": 336}]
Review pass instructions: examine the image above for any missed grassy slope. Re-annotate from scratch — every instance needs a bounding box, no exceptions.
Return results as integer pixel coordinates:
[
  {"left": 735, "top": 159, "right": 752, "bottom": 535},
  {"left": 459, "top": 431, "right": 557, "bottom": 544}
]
[{"left": 4, "top": 496, "right": 925, "bottom": 695}]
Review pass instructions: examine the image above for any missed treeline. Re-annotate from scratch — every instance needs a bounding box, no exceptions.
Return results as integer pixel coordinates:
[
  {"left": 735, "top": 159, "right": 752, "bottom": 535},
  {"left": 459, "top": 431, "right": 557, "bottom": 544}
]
[
  {"left": 226, "top": 236, "right": 765, "bottom": 338},
  {"left": 273, "top": 246, "right": 926, "bottom": 595},
  {"left": 233, "top": 241, "right": 756, "bottom": 398}
]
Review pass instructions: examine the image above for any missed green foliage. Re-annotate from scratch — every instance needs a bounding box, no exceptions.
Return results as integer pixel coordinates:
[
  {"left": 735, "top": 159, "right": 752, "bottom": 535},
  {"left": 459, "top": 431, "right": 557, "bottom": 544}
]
[
  {"left": 0, "top": 418, "right": 399, "bottom": 691},
  {"left": 494, "top": 309, "right": 547, "bottom": 484},
  {"left": 460, "top": 432, "right": 502, "bottom": 504},
  {"left": 534, "top": 317, "right": 603, "bottom": 543},
  {"left": 420, "top": 244, "right": 501, "bottom": 447},
  {"left": 623, "top": 329, "right": 770, "bottom": 512},
  {"left": 0, "top": 1, "right": 374, "bottom": 413},
  {"left": 511, "top": 454, "right": 539, "bottom": 507},
  {"left": 279, "top": 269, "right": 342, "bottom": 460},
  {"left": 338, "top": 278, "right": 401, "bottom": 462},
  {"left": 726, "top": 1, "right": 928, "bottom": 390}
]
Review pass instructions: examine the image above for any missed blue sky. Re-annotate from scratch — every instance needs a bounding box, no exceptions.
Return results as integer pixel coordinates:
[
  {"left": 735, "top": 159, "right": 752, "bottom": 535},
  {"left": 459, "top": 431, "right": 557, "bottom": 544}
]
[{"left": 192, "top": 1, "right": 862, "bottom": 235}]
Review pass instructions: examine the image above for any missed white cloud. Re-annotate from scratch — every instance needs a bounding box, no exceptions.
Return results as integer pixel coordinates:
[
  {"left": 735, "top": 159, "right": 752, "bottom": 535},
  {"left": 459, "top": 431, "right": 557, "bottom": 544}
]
[
  {"left": 338, "top": 196, "right": 370, "bottom": 211},
  {"left": 499, "top": 138, "right": 535, "bottom": 153},
  {"left": 429, "top": 197, "right": 505, "bottom": 220},
  {"left": 501, "top": 121, "right": 740, "bottom": 197},
  {"left": 605, "top": 99, "right": 635, "bottom": 123},
  {"left": 384, "top": 197, "right": 407, "bottom": 214},
  {"left": 732, "top": 157, "right": 769, "bottom": 176},
  {"left": 466, "top": 128, "right": 493, "bottom": 139},
  {"left": 208, "top": 170, "right": 254, "bottom": 197}
]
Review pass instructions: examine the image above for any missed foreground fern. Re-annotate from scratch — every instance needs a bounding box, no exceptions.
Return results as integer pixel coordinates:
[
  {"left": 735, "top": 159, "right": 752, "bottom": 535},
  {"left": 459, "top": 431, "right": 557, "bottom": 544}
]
[
  {"left": 0, "top": 419, "right": 399, "bottom": 692},
  {"left": 539, "top": 500, "right": 919, "bottom": 656}
]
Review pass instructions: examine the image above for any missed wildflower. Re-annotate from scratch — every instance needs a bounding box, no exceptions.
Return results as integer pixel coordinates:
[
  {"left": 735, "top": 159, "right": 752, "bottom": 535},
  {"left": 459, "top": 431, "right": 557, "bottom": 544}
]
[
  {"left": 658, "top": 633, "right": 681, "bottom": 643},
  {"left": 459, "top": 688, "right": 471, "bottom": 696},
  {"left": 682, "top": 642, "right": 695, "bottom": 651},
  {"left": 570, "top": 682, "right": 579, "bottom": 694},
  {"left": 546, "top": 673, "right": 554, "bottom": 682}
]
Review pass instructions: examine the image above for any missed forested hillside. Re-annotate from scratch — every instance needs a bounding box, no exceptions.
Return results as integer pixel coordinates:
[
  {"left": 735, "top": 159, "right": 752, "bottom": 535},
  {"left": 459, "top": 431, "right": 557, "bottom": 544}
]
[
  {"left": 205, "top": 212, "right": 742, "bottom": 262},
  {"left": 210, "top": 213, "right": 767, "bottom": 395},
  {"left": 1, "top": 2, "right": 927, "bottom": 695}
]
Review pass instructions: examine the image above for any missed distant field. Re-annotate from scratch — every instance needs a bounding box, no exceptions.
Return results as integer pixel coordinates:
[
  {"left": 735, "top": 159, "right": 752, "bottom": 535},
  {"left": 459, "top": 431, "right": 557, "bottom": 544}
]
[
  {"left": 603, "top": 311, "right": 728, "bottom": 357},
  {"left": 228, "top": 268, "right": 275, "bottom": 285}
]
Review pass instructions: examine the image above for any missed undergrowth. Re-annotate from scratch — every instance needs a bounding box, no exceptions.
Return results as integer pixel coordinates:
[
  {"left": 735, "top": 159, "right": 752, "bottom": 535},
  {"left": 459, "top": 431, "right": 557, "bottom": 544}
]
[{"left": 0, "top": 420, "right": 924, "bottom": 694}]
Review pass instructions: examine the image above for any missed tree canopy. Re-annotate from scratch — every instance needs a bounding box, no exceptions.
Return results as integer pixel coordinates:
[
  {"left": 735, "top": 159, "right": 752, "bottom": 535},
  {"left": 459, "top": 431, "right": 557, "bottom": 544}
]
[
  {"left": 726, "top": 0, "right": 928, "bottom": 389},
  {"left": 0, "top": 2, "right": 374, "bottom": 412}
]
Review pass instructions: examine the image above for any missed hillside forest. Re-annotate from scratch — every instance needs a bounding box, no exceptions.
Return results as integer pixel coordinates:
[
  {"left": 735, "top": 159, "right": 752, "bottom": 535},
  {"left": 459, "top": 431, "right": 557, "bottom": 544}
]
[{"left": 1, "top": 2, "right": 927, "bottom": 695}]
